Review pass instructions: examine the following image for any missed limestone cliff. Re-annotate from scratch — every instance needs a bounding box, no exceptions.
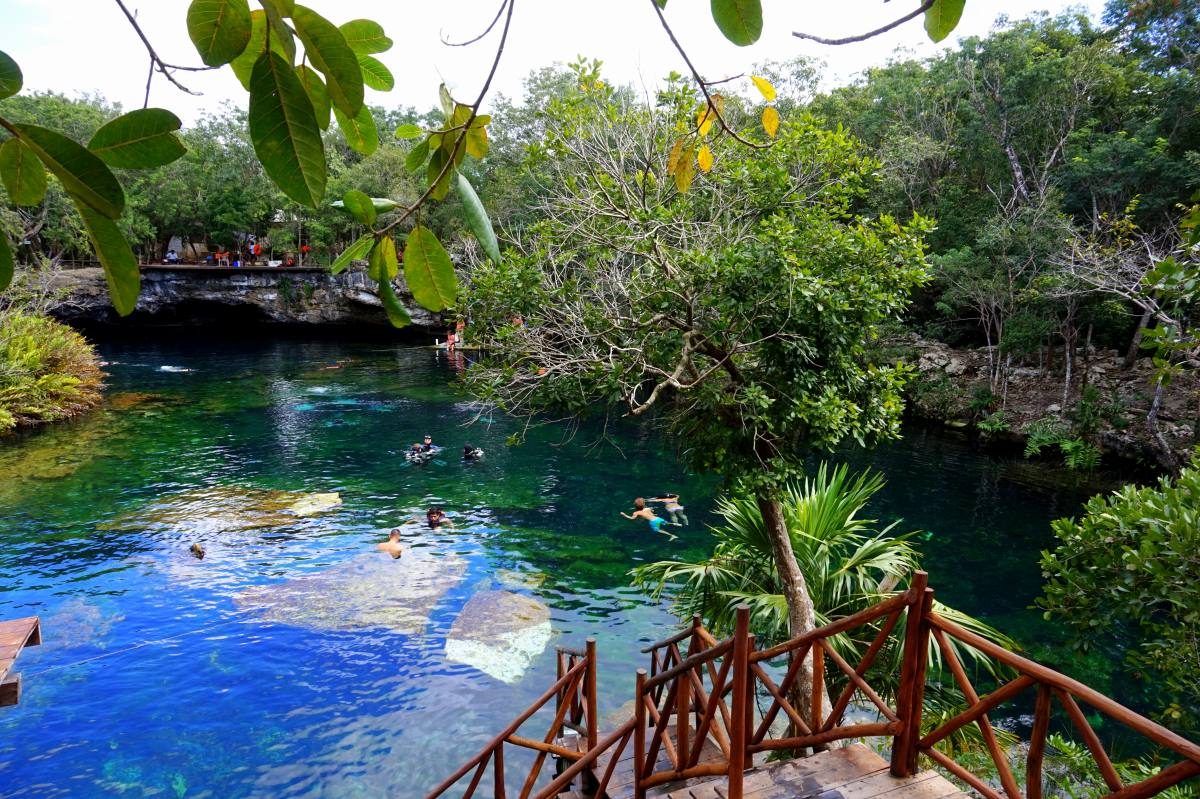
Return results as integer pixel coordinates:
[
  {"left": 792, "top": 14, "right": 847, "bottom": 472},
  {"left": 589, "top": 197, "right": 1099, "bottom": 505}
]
[{"left": 49, "top": 265, "right": 441, "bottom": 333}]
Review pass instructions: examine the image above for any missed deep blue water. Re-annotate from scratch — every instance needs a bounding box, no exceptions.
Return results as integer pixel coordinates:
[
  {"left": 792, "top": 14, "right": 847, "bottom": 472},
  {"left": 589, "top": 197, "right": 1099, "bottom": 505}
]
[{"left": 0, "top": 338, "right": 1113, "bottom": 798}]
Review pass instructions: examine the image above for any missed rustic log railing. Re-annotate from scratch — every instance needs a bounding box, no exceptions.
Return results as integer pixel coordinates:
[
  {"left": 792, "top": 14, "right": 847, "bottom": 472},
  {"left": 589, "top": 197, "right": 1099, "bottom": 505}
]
[
  {"left": 424, "top": 640, "right": 599, "bottom": 799},
  {"left": 427, "top": 572, "right": 1200, "bottom": 799}
]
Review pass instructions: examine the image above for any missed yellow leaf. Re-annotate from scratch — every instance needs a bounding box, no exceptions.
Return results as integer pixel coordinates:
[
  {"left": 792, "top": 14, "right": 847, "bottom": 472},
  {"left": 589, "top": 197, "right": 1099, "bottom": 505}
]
[
  {"left": 697, "top": 145, "right": 714, "bottom": 172},
  {"left": 674, "top": 146, "right": 696, "bottom": 193},
  {"left": 762, "top": 106, "right": 780, "bottom": 139},
  {"left": 667, "top": 138, "right": 684, "bottom": 176},
  {"left": 751, "top": 75, "right": 777, "bottom": 102},
  {"left": 696, "top": 104, "right": 714, "bottom": 137}
]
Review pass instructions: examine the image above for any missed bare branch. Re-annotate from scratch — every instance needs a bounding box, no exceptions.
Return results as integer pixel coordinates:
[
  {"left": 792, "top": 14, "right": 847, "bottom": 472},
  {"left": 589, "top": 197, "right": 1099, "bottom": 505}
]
[{"left": 793, "top": 0, "right": 936, "bottom": 45}]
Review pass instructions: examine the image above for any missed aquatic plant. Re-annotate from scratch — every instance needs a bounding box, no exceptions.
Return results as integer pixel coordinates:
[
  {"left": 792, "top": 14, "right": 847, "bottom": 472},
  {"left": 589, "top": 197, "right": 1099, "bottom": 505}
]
[{"left": 0, "top": 310, "right": 102, "bottom": 433}]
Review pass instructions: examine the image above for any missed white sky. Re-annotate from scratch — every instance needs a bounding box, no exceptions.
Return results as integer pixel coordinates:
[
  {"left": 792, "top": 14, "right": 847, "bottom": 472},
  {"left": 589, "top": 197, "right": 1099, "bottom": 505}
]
[{"left": 1, "top": 1, "right": 1104, "bottom": 125}]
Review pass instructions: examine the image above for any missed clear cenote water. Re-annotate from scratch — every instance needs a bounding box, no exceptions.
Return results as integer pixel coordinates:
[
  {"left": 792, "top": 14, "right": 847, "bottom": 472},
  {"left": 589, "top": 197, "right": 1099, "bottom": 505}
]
[{"left": 0, "top": 338, "right": 1118, "bottom": 798}]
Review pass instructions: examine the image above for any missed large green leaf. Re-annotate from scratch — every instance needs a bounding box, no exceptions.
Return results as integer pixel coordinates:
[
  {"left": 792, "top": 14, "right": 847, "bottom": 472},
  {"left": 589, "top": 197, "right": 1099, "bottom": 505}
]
[
  {"left": 357, "top": 55, "right": 394, "bottom": 91},
  {"left": 231, "top": 10, "right": 267, "bottom": 90},
  {"left": 87, "top": 108, "right": 186, "bottom": 169},
  {"left": 710, "top": 0, "right": 762, "bottom": 46},
  {"left": 425, "top": 147, "right": 453, "bottom": 201},
  {"left": 405, "top": 138, "right": 430, "bottom": 173},
  {"left": 341, "top": 189, "right": 376, "bottom": 226},
  {"left": 339, "top": 19, "right": 392, "bottom": 55},
  {"left": 403, "top": 224, "right": 456, "bottom": 312},
  {"left": 293, "top": 5, "right": 363, "bottom": 117},
  {"left": 394, "top": 123, "right": 422, "bottom": 140},
  {"left": 455, "top": 173, "right": 500, "bottom": 265},
  {"left": 14, "top": 124, "right": 123, "bottom": 218},
  {"left": 260, "top": 0, "right": 294, "bottom": 15},
  {"left": 248, "top": 51, "right": 326, "bottom": 207},
  {"left": 330, "top": 233, "right": 373, "bottom": 274},
  {"left": 368, "top": 235, "right": 398, "bottom": 280},
  {"left": 0, "top": 138, "right": 47, "bottom": 206},
  {"left": 262, "top": 1, "right": 297, "bottom": 62},
  {"left": 333, "top": 103, "right": 378, "bottom": 156},
  {"left": 0, "top": 231, "right": 12, "bottom": 292},
  {"left": 187, "top": 0, "right": 253, "bottom": 66},
  {"left": 924, "top": 0, "right": 966, "bottom": 43},
  {"left": 72, "top": 195, "right": 140, "bottom": 315},
  {"left": 0, "top": 50, "right": 22, "bottom": 100},
  {"left": 377, "top": 274, "right": 411, "bottom": 328},
  {"left": 296, "top": 65, "right": 331, "bottom": 130}
]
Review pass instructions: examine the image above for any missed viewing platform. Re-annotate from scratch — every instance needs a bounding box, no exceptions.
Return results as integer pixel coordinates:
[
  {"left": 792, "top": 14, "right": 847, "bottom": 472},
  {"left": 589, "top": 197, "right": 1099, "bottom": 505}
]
[
  {"left": 0, "top": 617, "right": 41, "bottom": 707},
  {"left": 426, "top": 573, "right": 1200, "bottom": 799}
]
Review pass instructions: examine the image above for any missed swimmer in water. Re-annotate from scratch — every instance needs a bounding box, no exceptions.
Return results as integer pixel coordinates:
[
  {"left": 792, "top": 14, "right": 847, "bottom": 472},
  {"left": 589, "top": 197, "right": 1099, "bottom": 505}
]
[
  {"left": 423, "top": 506, "right": 454, "bottom": 529},
  {"left": 648, "top": 493, "right": 688, "bottom": 526},
  {"left": 463, "top": 445, "right": 484, "bottom": 461},
  {"left": 620, "top": 498, "right": 679, "bottom": 540},
  {"left": 377, "top": 528, "right": 404, "bottom": 559}
]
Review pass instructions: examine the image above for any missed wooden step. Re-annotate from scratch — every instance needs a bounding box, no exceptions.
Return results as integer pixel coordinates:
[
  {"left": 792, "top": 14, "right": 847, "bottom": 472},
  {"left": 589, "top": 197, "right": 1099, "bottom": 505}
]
[{"left": 635, "top": 745, "right": 968, "bottom": 799}]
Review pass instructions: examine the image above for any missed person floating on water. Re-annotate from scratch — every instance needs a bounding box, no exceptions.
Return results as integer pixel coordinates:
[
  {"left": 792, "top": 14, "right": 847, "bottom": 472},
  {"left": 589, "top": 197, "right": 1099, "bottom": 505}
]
[
  {"left": 463, "top": 445, "right": 484, "bottom": 461},
  {"left": 377, "top": 528, "right": 404, "bottom": 559},
  {"left": 648, "top": 493, "right": 688, "bottom": 526},
  {"left": 407, "top": 434, "right": 441, "bottom": 462},
  {"left": 620, "top": 498, "right": 680, "bottom": 540},
  {"left": 424, "top": 506, "right": 454, "bottom": 529}
]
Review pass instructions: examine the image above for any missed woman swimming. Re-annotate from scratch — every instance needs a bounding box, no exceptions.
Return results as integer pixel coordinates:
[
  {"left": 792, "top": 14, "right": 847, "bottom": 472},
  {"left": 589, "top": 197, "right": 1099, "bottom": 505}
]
[{"left": 648, "top": 493, "right": 688, "bottom": 526}]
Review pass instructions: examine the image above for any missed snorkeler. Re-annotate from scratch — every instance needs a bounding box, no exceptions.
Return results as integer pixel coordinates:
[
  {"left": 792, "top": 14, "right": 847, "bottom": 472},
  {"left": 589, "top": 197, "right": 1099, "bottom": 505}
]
[
  {"left": 620, "top": 498, "right": 679, "bottom": 540},
  {"left": 463, "top": 445, "right": 484, "bottom": 461},
  {"left": 648, "top": 493, "right": 688, "bottom": 526},
  {"left": 377, "top": 528, "right": 404, "bottom": 559}
]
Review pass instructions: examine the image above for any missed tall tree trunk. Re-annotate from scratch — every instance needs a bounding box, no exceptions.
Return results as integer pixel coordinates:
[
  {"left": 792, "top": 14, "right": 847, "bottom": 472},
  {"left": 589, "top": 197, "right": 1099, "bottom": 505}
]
[
  {"left": 756, "top": 493, "right": 833, "bottom": 740},
  {"left": 1124, "top": 307, "right": 1154, "bottom": 369},
  {"left": 1146, "top": 376, "right": 1178, "bottom": 470}
]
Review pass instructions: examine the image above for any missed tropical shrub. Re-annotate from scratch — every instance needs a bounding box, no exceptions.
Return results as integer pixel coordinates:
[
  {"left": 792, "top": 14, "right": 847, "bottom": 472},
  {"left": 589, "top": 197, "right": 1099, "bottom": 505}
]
[
  {"left": 0, "top": 311, "right": 103, "bottom": 433},
  {"left": 1039, "top": 451, "right": 1200, "bottom": 732}
]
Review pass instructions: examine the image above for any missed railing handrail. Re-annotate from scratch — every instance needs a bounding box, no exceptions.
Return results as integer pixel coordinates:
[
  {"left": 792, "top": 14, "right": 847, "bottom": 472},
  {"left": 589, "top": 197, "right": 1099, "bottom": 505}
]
[
  {"left": 531, "top": 718, "right": 638, "bottom": 799},
  {"left": 424, "top": 657, "right": 590, "bottom": 798},
  {"left": 927, "top": 612, "right": 1200, "bottom": 766},
  {"left": 427, "top": 571, "right": 1200, "bottom": 799}
]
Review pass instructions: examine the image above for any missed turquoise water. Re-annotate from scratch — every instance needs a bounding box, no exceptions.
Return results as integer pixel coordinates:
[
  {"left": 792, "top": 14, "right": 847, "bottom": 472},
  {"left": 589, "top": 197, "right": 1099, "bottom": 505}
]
[{"left": 0, "top": 338, "right": 1113, "bottom": 798}]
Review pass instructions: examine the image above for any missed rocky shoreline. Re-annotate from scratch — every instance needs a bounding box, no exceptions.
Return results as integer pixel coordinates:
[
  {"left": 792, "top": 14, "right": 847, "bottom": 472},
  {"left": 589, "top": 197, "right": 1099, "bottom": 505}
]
[
  {"left": 899, "top": 335, "right": 1197, "bottom": 472},
  {"left": 48, "top": 265, "right": 442, "bottom": 335}
]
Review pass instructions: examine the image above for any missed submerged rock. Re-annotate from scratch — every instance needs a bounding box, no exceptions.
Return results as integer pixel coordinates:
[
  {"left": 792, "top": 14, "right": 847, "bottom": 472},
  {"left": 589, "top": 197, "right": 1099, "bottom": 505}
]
[
  {"left": 495, "top": 569, "right": 547, "bottom": 590},
  {"left": 444, "top": 590, "right": 552, "bottom": 684},
  {"left": 103, "top": 486, "right": 343, "bottom": 535},
  {"left": 235, "top": 549, "right": 467, "bottom": 633}
]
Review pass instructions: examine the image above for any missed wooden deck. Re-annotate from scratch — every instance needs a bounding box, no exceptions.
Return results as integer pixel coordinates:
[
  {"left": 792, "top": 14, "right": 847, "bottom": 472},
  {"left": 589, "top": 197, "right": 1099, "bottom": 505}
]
[
  {"left": 0, "top": 617, "right": 42, "bottom": 707},
  {"left": 574, "top": 743, "right": 965, "bottom": 799}
]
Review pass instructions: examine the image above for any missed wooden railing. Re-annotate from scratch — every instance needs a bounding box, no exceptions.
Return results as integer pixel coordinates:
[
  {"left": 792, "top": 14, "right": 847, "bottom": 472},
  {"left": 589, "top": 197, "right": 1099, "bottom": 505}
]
[
  {"left": 428, "top": 572, "right": 1200, "bottom": 799},
  {"left": 424, "top": 640, "right": 598, "bottom": 799}
]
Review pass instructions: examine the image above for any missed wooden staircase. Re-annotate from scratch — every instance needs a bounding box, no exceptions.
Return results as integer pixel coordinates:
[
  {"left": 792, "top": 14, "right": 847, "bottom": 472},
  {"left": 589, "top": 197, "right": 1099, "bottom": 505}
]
[
  {"left": 561, "top": 743, "right": 964, "bottom": 799},
  {"left": 425, "top": 572, "right": 1200, "bottom": 799}
]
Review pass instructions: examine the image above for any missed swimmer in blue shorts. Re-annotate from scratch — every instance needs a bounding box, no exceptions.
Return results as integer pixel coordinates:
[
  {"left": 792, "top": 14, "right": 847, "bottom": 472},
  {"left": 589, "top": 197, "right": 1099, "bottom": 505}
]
[{"left": 620, "top": 498, "right": 680, "bottom": 540}]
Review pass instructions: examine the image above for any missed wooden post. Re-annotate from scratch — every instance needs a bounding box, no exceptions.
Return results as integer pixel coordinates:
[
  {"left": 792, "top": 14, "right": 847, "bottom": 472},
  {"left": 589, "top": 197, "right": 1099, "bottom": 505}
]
[
  {"left": 677, "top": 651, "right": 690, "bottom": 772},
  {"left": 729, "top": 605, "right": 750, "bottom": 799},
  {"left": 493, "top": 744, "right": 506, "bottom": 799},
  {"left": 812, "top": 640, "right": 824, "bottom": 732},
  {"left": 891, "top": 572, "right": 932, "bottom": 778},
  {"left": 586, "top": 638, "right": 599, "bottom": 751},
  {"left": 745, "top": 633, "right": 756, "bottom": 756},
  {"left": 635, "top": 669, "right": 647, "bottom": 799}
]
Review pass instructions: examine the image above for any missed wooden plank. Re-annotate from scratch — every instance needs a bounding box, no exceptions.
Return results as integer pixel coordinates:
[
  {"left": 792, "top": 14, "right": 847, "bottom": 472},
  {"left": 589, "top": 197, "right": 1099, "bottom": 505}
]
[{"left": 0, "top": 617, "right": 41, "bottom": 689}]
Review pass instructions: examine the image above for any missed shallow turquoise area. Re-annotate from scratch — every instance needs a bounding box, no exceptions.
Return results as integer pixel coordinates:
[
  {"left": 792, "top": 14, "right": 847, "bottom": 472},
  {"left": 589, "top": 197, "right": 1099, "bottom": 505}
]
[{"left": 0, "top": 339, "right": 1115, "bottom": 798}]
